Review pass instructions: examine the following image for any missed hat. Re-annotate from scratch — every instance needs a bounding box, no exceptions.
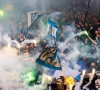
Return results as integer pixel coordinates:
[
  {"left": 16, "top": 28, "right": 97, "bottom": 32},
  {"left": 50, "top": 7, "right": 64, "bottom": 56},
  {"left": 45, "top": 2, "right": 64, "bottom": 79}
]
[{"left": 75, "top": 74, "right": 81, "bottom": 82}]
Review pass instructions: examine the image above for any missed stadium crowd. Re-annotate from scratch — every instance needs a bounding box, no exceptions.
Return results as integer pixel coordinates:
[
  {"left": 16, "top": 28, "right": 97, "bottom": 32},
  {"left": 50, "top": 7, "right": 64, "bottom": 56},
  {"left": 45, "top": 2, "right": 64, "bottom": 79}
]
[{"left": 0, "top": 0, "right": 100, "bottom": 72}]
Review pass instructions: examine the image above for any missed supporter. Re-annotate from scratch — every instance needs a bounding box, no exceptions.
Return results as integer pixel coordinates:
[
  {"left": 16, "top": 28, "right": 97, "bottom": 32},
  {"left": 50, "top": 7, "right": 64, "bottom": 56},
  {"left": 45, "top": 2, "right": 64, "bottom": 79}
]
[
  {"left": 89, "top": 62, "right": 97, "bottom": 72},
  {"left": 0, "top": 0, "right": 100, "bottom": 73},
  {"left": 97, "top": 60, "right": 100, "bottom": 71},
  {"left": 11, "top": 33, "right": 17, "bottom": 40},
  {"left": 59, "top": 33, "right": 65, "bottom": 42},
  {"left": 23, "top": 24, "right": 28, "bottom": 36},
  {"left": 25, "top": 30, "right": 34, "bottom": 39}
]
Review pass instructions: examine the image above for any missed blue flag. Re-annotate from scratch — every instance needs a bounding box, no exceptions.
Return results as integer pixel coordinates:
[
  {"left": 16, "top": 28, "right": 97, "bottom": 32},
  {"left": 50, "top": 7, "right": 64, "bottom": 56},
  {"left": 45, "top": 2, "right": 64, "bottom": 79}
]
[
  {"left": 48, "top": 19, "right": 59, "bottom": 40},
  {"left": 68, "top": 60, "right": 89, "bottom": 72},
  {"left": 77, "top": 59, "right": 89, "bottom": 72},
  {"left": 28, "top": 11, "right": 43, "bottom": 28},
  {"left": 36, "top": 47, "right": 62, "bottom": 70}
]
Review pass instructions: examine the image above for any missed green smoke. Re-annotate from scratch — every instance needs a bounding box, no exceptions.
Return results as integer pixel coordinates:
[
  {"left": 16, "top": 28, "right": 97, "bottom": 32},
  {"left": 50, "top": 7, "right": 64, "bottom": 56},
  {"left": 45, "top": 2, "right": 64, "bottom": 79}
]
[{"left": 24, "top": 71, "right": 38, "bottom": 85}]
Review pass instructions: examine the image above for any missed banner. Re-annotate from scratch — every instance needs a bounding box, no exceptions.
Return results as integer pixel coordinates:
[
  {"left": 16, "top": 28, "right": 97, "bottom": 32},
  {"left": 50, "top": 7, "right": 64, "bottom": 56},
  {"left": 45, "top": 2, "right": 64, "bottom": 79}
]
[{"left": 36, "top": 47, "right": 62, "bottom": 70}]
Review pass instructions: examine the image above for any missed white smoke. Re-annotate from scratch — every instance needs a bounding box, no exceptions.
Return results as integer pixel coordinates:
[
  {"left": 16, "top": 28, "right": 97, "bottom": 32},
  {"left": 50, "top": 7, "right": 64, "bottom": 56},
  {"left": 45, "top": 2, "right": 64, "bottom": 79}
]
[
  {"left": 0, "top": 47, "right": 21, "bottom": 89},
  {"left": 49, "top": 11, "right": 62, "bottom": 19},
  {"left": 0, "top": 45, "right": 54, "bottom": 90}
]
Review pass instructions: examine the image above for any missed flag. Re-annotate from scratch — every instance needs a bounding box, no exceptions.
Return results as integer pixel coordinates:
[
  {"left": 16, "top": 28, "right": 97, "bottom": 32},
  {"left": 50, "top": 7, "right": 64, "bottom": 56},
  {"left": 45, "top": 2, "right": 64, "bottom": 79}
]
[
  {"left": 48, "top": 19, "right": 59, "bottom": 40},
  {"left": 62, "top": 66, "right": 80, "bottom": 78},
  {"left": 68, "top": 59, "right": 89, "bottom": 73},
  {"left": 36, "top": 47, "right": 62, "bottom": 70},
  {"left": 77, "top": 59, "right": 89, "bottom": 72},
  {"left": 53, "top": 66, "right": 80, "bottom": 79},
  {"left": 27, "top": 11, "right": 43, "bottom": 28},
  {"left": 53, "top": 70, "right": 64, "bottom": 79}
]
